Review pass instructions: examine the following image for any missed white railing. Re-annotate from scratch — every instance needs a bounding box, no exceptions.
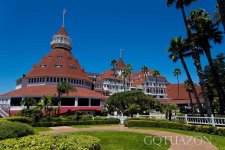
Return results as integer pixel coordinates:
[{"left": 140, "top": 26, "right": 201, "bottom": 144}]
[
  {"left": 107, "top": 113, "right": 225, "bottom": 126},
  {"left": 175, "top": 114, "right": 225, "bottom": 127},
  {"left": 0, "top": 108, "right": 9, "bottom": 118}
]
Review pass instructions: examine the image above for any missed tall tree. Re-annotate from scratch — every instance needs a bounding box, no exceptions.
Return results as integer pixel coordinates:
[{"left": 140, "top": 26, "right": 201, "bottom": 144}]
[
  {"left": 141, "top": 66, "right": 149, "bottom": 93},
  {"left": 21, "top": 97, "right": 36, "bottom": 109},
  {"left": 173, "top": 68, "right": 181, "bottom": 98},
  {"left": 39, "top": 94, "right": 53, "bottom": 115},
  {"left": 167, "top": 0, "right": 212, "bottom": 116},
  {"left": 111, "top": 59, "right": 118, "bottom": 75},
  {"left": 217, "top": 0, "right": 225, "bottom": 31},
  {"left": 188, "top": 9, "right": 225, "bottom": 115},
  {"left": 57, "top": 81, "right": 76, "bottom": 115},
  {"left": 126, "top": 64, "right": 133, "bottom": 88},
  {"left": 167, "top": 37, "right": 204, "bottom": 116},
  {"left": 121, "top": 67, "right": 129, "bottom": 92},
  {"left": 184, "top": 79, "right": 194, "bottom": 111},
  {"left": 152, "top": 70, "right": 160, "bottom": 99}
]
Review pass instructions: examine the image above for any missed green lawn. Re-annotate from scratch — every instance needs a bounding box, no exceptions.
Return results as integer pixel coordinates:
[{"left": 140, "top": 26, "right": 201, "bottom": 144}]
[
  {"left": 71, "top": 124, "right": 118, "bottom": 128},
  {"left": 70, "top": 131, "right": 170, "bottom": 150},
  {"left": 134, "top": 127, "right": 225, "bottom": 150}
]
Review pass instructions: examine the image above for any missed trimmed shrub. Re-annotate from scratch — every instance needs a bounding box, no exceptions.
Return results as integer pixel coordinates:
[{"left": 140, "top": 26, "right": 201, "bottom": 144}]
[
  {"left": 31, "top": 118, "right": 120, "bottom": 127},
  {"left": 4, "top": 116, "right": 34, "bottom": 123},
  {"left": 0, "top": 134, "right": 100, "bottom": 150},
  {"left": 0, "top": 121, "right": 34, "bottom": 140},
  {"left": 127, "top": 120, "right": 225, "bottom": 136}
]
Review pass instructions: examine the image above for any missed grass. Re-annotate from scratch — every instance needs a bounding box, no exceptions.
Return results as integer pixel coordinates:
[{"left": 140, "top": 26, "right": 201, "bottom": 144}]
[
  {"left": 70, "top": 131, "right": 171, "bottom": 150},
  {"left": 133, "top": 127, "right": 225, "bottom": 150},
  {"left": 71, "top": 124, "right": 118, "bottom": 128}
]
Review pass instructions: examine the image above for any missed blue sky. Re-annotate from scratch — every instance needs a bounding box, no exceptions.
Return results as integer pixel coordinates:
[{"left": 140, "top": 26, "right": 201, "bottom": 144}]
[{"left": 0, "top": 0, "right": 224, "bottom": 94}]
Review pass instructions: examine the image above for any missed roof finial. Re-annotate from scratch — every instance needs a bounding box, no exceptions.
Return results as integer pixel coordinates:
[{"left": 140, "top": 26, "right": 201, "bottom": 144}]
[
  {"left": 62, "top": 8, "right": 67, "bottom": 27},
  {"left": 120, "top": 48, "right": 124, "bottom": 58}
]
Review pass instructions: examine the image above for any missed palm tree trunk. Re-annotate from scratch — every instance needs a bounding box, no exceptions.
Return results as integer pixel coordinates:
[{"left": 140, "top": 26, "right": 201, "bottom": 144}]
[
  {"left": 180, "top": 55, "right": 204, "bottom": 116},
  {"left": 192, "top": 51, "right": 212, "bottom": 116},
  {"left": 57, "top": 93, "right": 61, "bottom": 116},
  {"left": 123, "top": 77, "right": 126, "bottom": 92},
  {"left": 177, "top": 75, "right": 179, "bottom": 99},
  {"left": 187, "top": 90, "right": 193, "bottom": 112},
  {"left": 217, "top": 0, "right": 225, "bottom": 31},
  {"left": 180, "top": 5, "right": 204, "bottom": 116},
  {"left": 205, "top": 48, "right": 225, "bottom": 114},
  {"left": 155, "top": 77, "right": 158, "bottom": 99}
]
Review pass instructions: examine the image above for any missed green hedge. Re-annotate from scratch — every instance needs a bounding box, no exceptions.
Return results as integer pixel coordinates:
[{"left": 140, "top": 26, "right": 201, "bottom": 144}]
[
  {"left": 127, "top": 120, "right": 225, "bottom": 136},
  {"left": 4, "top": 116, "right": 34, "bottom": 123},
  {"left": 0, "top": 121, "right": 34, "bottom": 140},
  {"left": 0, "top": 134, "right": 100, "bottom": 150},
  {"left": 31, "top": 118, "right": 120, "bottom": 127}
]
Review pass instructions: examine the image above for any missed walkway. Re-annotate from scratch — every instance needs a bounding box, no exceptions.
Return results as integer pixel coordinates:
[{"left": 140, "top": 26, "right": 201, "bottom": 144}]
[{"left": 39, "top": 125, "right": 217, "bottom": 150}]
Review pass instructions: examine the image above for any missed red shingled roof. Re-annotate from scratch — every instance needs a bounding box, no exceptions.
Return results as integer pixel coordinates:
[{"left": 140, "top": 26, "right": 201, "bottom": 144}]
[
  {"left": 57, "top": 26, "right": 68, "bottom": 36},
  {"left": 25, "top": 48, "right": 92, "bottom": 82},
  {"left": 1, "top": 85, "right": 105, "bottom": 99},
  {"left": 166, "top": 84, "right": 204, "bottom": 104},
  {"left": 97, "top": 69, "right": 122, "bottom": 82},
  {"left": 117, "top": 58, "right": 126, "bottom": 69}
]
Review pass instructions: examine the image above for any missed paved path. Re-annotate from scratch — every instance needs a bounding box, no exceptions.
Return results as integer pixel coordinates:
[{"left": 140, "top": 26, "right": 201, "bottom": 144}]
[{"left": 39, "top": 125, "right": 217, "bottom": 150}]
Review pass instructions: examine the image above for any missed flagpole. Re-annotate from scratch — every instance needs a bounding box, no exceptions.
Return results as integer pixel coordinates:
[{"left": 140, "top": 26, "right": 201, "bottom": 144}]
[{"left": 62, "top": 9, "right": 65, "bottom": 27}]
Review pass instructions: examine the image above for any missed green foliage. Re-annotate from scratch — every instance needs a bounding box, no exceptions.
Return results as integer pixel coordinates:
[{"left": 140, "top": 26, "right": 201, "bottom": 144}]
[
  {"left": 0, "top": 134, "right": 100, "bottom": 150},
  {"left": 4, "top": 116, "right": 33, "bottom": 123},
  {"left": 107, "top": 91, "right": 159, "bottom": 115},
  {"left": 19, "top": 108, "right": 43, "bottom": 122},
  {"left": 21, "top": 97, "right": 37, "bottom": 109},
  {"left": 31, "top": 118, "right": 120, "bottom": 127},
  {"left": 127, "top": 120, "right": 225, "bottom": 136},
  {"left": 0, "top": 121, "right": 34, "bottom": 140}
]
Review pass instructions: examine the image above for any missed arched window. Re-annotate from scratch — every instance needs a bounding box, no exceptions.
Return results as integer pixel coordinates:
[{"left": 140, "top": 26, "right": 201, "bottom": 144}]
[
  {"left": 40, "top": 63, "right": 46, "bottom": 67},
  {"left": 55, "top": 63, "right": 62, "bottom": 68}
]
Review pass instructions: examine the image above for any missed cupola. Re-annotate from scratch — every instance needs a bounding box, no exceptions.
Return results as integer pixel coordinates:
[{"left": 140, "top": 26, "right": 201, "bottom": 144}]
[{"left": 50, "top": 26, "right": 72, "bottom": 51}]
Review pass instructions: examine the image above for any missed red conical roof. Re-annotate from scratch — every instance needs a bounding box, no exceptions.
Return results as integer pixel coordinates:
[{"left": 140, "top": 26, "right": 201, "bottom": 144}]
[
  {"left": 117, "top": 58, "right": 126, "bottom": 69},
  {"left": 57, "top": 26, "right": 69, "bottom": 36},
  {"left": 25, "top": 48, "right": 92, "bottom": 82}
]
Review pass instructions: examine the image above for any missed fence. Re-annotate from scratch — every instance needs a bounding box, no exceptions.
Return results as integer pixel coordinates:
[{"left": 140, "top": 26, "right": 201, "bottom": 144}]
[
  {"left": 0, "top": 104, "right": 9, "bottom": 118},
  {"left": 175, "top": 114, "right": 225, "bottom": 127},
  {"left": 107, "top": 113, "right": 225, "bottom": 126}
]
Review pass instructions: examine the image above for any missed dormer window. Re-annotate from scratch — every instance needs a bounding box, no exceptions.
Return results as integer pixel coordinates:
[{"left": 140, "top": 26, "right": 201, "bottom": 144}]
[
  {"left": 40, "top": 63, "right": 46, "bottom": 67},
  {"left": 70, "top": 65, "right": 76, "bottom": 69},
  {"left": 48, "top": 55, "right": 52, "bottom": 58},
  {"left": 55, "top": 63, "right": 62, "bottom": 68},
  {"left": 68, "top": 57, "right": 72, "bottom": 60},
  {"left": 57, "top": 55, "right": 63, "bottom": 59}
]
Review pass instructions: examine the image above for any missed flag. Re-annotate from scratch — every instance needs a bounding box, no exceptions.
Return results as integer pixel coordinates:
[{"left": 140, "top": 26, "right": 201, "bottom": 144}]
[{"left": 63, "top": 8, "right": 67, "bottom": 15}]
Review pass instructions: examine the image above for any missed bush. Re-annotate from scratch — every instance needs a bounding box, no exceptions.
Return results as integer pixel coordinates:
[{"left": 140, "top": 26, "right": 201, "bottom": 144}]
[
  {"left": 31, "top": 118, "right": 120, "bottom": 127},
  {"left": 0, "top": 134, "right": 100, "bottom": 150},
  {"left": 4, "top": 116, "right": 34, "bottom": 123},
  {"left": 0, "top": 121, "right": 34, "bottom": 140},
  {"left": 127, "top": 120, "right": 225, "bottom": 136}
]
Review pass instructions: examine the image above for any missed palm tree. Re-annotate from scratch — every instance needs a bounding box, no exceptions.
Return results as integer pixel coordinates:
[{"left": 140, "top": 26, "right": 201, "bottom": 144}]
[
  {"left": 111, "top": 59, "right": 118, "bottom": 76},
  {"left": 189, "top": 9, "right": 225, "bottom": 115},
  {"left": 57, "top": 81, "right": 76, "bottom": 115},
  {"left": 152, "top": 70, "right": 160, "bottom": 99},
  {"left": 21, "top": 97, "right": 36, "bottom": 109},
  {"left": 141, "top": 66, "right": 149, "bottom": 93},
  {"left": 167, "top": 0, "right": 212, "bottom": 116},
  {"left": 121, "top": 68, "right": 130, "bottom": 91},
  {"left": 126, "top": 64, "right": 133, "bottom": 88},
  {"left": 173, "top": 68, "right": 181, "bottom": 98},
  {"left": 167, "top": 0, "right": 198, "bottom": 36},
  {"left": 184, "top": 79, "right": 194, "bottom": 111},
  {"left": 217, "top": 0, "right": 225, "bottom": 31},
  {"left": 39, "top": 94, "right": 53, "bottom": 115},
  {"left": 167, "top": 37, "right": 204, "bottom": 116}
]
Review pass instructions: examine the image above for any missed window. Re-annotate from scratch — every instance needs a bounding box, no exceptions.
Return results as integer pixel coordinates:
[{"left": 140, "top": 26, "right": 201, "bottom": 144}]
[
  {"left": 48, "top": 55, "right": 52, "bottom": 58},
  {"left": 55, "top": 63, "right": 62, "bottom": 68},
  {"left": 57, "top": 55, "right": 63, "bottom": 58},
  {"left": 70, "top": 65, "right": 76, "bottom": 69},
  {"left": 46, "top": 77, "right": 49, "bottom": 82}
]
